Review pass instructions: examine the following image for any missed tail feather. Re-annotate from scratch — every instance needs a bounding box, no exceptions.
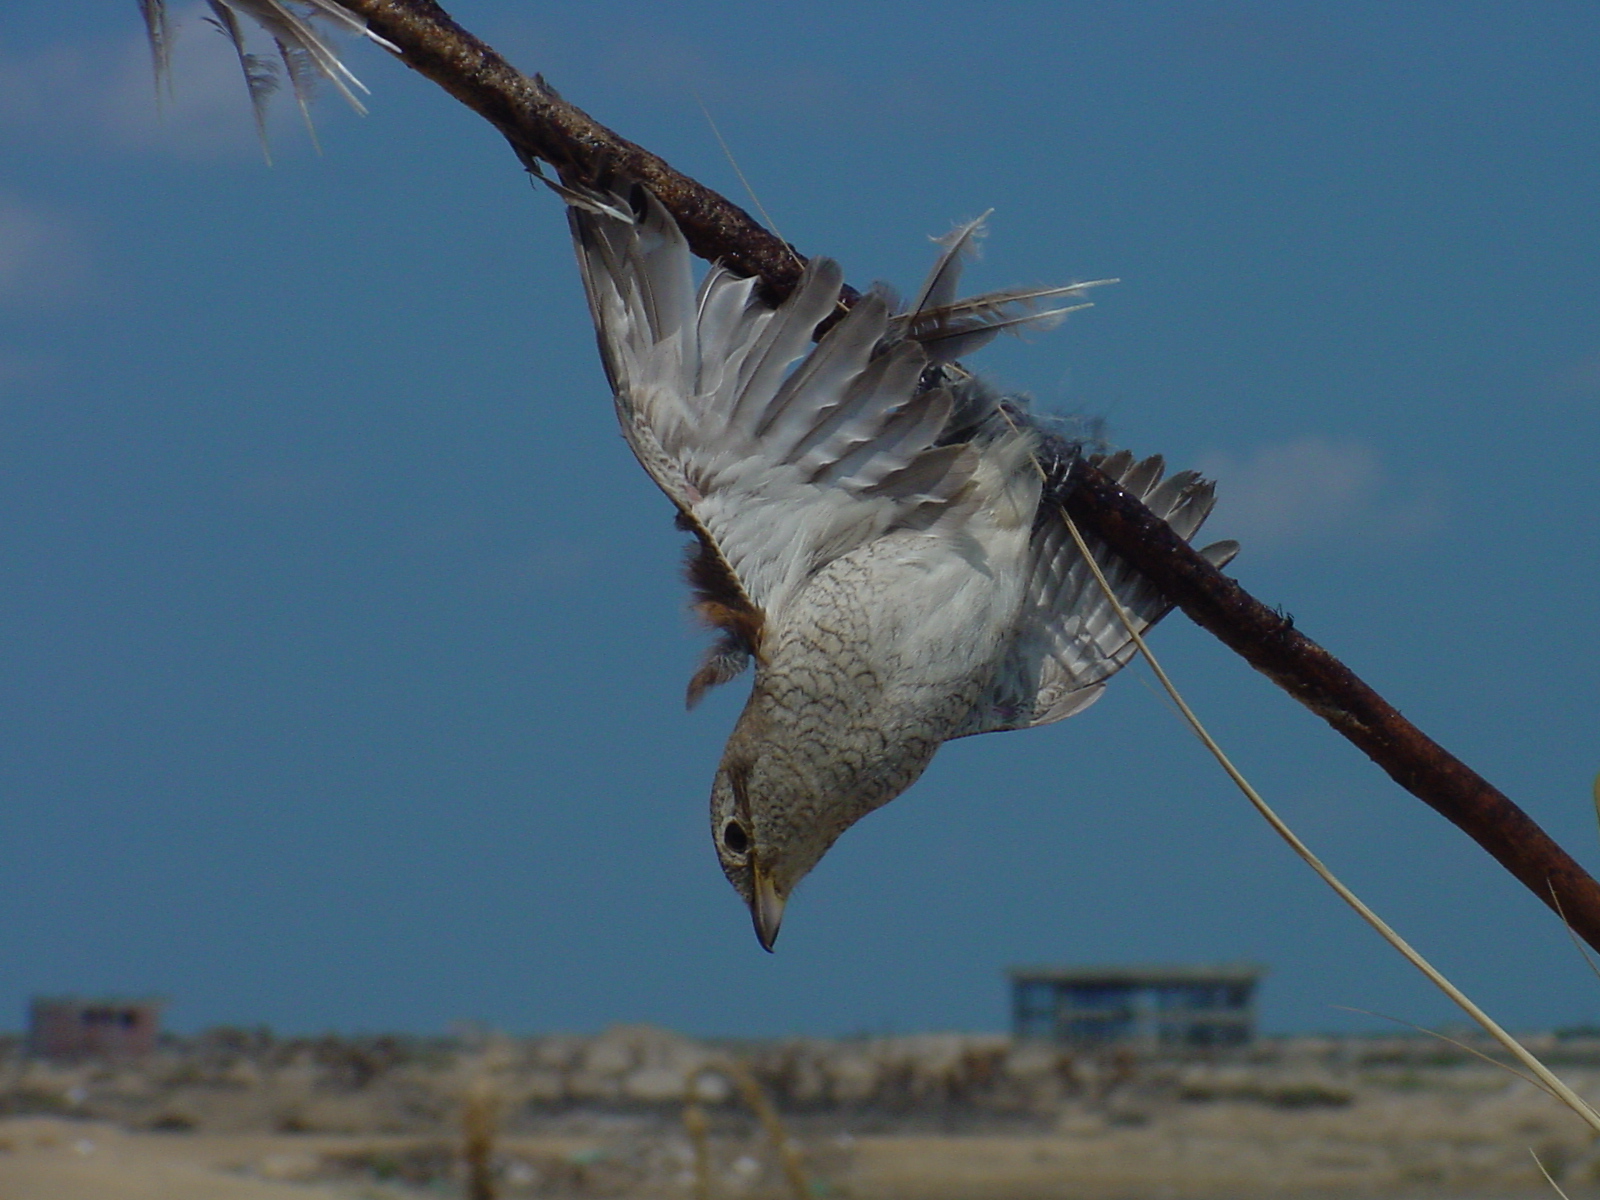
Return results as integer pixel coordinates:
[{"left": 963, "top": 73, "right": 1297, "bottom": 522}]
[{"left": 954, "top": 452, "right": 1238, "bottom": 737}]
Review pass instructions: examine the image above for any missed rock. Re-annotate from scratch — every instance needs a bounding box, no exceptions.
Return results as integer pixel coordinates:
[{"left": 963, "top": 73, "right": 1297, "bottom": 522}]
[
  {"left": 691, "top": 1072, "right": 731, "bottom": 1104},
  {"left": 517, "top": 1070, "right": 566, "bottom": 1104},
  {"left": 623, "top": 1068, "right": 687, "bottom": 1104},
  {"left": 564, "top": 1072, "right": 624, "bottom": 1104},
  {"left": 825, "top": 1051, "right": 880, "bottom": 1106}
]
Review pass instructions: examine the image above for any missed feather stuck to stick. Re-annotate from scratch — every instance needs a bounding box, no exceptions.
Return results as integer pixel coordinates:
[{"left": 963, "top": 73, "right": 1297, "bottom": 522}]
[
  {"left": 139, "top": 0, "right": 397, "bottom": 157},
  {"left": 883, "top": 214, "right": 1115, "bottom": 364}
]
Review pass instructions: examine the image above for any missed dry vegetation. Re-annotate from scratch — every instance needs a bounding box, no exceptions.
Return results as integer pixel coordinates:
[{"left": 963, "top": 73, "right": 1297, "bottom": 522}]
[{"left": 3, "top": 1026, "right": 1600, "bottom": 1198}]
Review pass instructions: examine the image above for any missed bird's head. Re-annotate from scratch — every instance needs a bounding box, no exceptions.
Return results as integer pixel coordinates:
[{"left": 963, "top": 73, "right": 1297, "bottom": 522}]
[
  {"left": 709, "top": 749, "right": 856, "bottom": 953},
  {"left": 707, "top": 645, "right": 944, "bottom": 950}
]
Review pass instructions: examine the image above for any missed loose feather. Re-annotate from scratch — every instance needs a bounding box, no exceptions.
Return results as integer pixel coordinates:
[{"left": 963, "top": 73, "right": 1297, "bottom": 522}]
[
  {"left": 206, "top": 1, "right": 279, "bottom": 160},
  {"left": 137, "top": 0, "right": 173, "bottom": 103},
  {"left": 906, "top": 211, "right": 991, "bottom": 317},
  {"left": 224, "top": 0, "right": 380, "bottom": 114},
  {"left": 906, "top": 294, "right": 1097, "bottom": 364},
  {"left": 141, "top": 0, "right": 399, "bottom": 155},
  {"left": 276, "top": 37, "right": 324, "bottom": 150},
  {"left": 891, "top": 212, "right": 1116, "bottom": 364}
]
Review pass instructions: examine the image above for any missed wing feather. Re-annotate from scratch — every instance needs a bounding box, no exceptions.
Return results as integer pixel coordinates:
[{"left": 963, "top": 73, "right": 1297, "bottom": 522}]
[
  {"left": 564, "top": 183, "right": 983, "bottom": 693},
  {"left": 954, "top": 454, "right": 1240, "bottom": 736},
  {"left": 562, "top": 181, "right": 1239, "bottom": 716}
]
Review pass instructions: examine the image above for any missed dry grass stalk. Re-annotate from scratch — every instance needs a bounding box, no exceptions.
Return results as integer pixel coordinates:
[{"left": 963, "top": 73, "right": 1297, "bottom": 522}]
[
  {"left": 682, "top": 1096, "right": 714, "bottom": 1200},
  {"left": 727, "top": 1060, "right": 810, "bottom": 1200},
  {"left": 461, "top": 1076, "right": 499, "bottom": 1200},
  {"left": 684, "top": 1062, "right": 811, "bottom": 1200},
  {"left": 1532, "top": 1148, "right": 1574, "bottom": 1200},
  {"left": 1058, "top": 503, "right": 1600, "bottom": 1136}
]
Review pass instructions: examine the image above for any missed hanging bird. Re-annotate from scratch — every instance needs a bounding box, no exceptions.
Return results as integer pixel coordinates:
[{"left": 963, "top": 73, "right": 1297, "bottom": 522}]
[{"left": 563, "top": 181, "right": 1238, "bottom": 950}]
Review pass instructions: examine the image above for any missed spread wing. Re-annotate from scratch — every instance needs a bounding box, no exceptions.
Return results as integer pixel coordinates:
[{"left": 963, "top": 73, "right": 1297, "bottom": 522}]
[
  {"left": 954, "top": 451, "right": 1240, "bottom": 736},
  {"left": 566, "top": 182, "right": 1164, "bottom": 709},
  {"left": 565, "top": 185, "right": 989, "bottom": 702}
]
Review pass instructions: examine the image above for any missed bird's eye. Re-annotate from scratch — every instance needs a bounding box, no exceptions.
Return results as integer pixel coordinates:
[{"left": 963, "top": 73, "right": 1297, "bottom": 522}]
[{"left": 722, "top": 820, "right": 750, "bottom": 855}]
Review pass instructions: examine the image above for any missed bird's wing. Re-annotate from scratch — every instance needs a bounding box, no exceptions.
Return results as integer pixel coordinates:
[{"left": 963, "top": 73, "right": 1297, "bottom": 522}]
[
  {"left": 953, "top": 451, "right": 1240, "bottom": 736},
  {"left": 565, "top": 184, "right": 988, "bottom": 701}
]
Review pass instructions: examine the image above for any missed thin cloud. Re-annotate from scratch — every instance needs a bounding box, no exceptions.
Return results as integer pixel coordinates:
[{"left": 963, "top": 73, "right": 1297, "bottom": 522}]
[
  {"left": 0, "top": 196, "right": 90, "bottom": 306},
  {"left": 1197, "top": 436, "right": 1444, "bottom": 549},
  {"left": 0, "top": 6, "right": 359, "bottom": 159},
  {"left": 1550, "top": 351, "right": 1600, "bottom": 399},
  {"left": 233, "top": 463, "right": 365, "bottom": 508},
  {"left": 512, "top": 20, "right": 924, "bottom": 135},
  {"left": 506, "top": 538, "right": 602, "bottom": 592}
]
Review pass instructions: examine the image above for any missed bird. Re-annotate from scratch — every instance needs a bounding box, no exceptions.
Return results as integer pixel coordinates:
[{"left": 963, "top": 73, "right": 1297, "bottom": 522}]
[{"left": 562, "top": 179, "right": 1238, "bottom": 950}]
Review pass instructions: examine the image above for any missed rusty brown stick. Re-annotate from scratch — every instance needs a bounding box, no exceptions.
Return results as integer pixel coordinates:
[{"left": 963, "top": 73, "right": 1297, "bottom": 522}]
[
  {"left": 323, "top": 1, "right": 1600, "bottom": 948},
  {"left": 335, "top": 0, "right": 834, "bottom": 304},
  {"left": 1063, "top": 464, "right": 1600, "bottom": 948}
]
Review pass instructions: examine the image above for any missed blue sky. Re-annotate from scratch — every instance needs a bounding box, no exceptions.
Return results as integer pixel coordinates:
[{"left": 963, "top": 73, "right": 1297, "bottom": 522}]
[{"left": 3, "top": 1, "right": 1598, "bottom": 1038}]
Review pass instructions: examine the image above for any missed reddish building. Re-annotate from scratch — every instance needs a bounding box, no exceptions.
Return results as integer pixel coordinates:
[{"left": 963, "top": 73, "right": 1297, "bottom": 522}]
[{"left": 28, "top": 996, "right": 165, "bottom": 1059}]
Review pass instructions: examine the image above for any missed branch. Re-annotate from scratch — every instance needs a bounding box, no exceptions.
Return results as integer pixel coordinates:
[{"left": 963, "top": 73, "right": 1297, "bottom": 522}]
[
  {"left": 333, "top": 0, "right": 837, "bottom": 304},
  {"left": 309, "top": 1, "right": 1600, "bottom": 949},
  {"left": 1063, "top": 467, "right": 1600, "bottom": 950}
]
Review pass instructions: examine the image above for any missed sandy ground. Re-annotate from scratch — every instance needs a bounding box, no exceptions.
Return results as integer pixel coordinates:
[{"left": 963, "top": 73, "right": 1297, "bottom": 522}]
[
  {"left": 0, "top": 1118, "right": 352, "bottom": 1200},
  {"left": 8, "top": 1032, "right": 1600, "bottom": 1199},
  {"left": 2, "top": 1100, "right": 1595, "bottom": 1200},
  {"left": 0, "top": 1118, "right": 633, "bottom": 1200},
  {"left": 845, "top": 1092, "right": 1599, "bottom": 1200}
]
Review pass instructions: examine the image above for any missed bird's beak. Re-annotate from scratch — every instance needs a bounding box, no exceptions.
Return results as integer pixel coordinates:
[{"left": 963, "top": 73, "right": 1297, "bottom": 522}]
[{"left": 749, "top": 863, "right": 786, "bottom": 952}]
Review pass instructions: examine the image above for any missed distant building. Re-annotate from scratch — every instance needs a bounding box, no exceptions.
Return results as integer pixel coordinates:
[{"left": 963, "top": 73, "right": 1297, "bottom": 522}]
[
  {"left": 1007, "top": 964, "right": 1263, "bottom": 1048},
  {"left": 28, "top": 996, "right": 165, "bottom": 1059}
]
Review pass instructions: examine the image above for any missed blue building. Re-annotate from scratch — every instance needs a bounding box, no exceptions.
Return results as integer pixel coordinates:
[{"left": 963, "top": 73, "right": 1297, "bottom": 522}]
[{"left": 1008, "top": 964, "right": 1263, "bottom": 1048}]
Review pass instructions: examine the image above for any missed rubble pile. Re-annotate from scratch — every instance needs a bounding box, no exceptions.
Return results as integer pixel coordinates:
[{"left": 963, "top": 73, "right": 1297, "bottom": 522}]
[{"left": 2, "top": 1026, "right": 1598, "bottom": 1137}]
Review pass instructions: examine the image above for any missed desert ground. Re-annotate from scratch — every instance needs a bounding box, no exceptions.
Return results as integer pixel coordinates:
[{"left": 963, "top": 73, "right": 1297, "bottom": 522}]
[{"left": 3, "top": 1027, "right": 1599, "bottom": 1199}]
